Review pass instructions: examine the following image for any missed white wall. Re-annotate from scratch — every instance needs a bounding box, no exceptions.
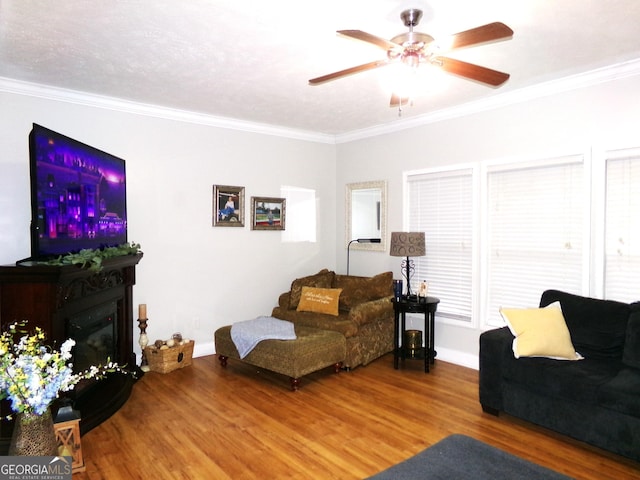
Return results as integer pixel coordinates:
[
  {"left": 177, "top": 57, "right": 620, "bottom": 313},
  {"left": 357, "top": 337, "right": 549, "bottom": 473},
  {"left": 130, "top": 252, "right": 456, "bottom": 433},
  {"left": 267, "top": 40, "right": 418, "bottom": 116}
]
[
  {"left": 335, "top": 73, "right": 640, "bottom": 368},
  {"left": 3, "top": 70, "right": 640, "bottom": 371},
  {"left": 0, "top": 91, "right": 337, "bottom": 360}
]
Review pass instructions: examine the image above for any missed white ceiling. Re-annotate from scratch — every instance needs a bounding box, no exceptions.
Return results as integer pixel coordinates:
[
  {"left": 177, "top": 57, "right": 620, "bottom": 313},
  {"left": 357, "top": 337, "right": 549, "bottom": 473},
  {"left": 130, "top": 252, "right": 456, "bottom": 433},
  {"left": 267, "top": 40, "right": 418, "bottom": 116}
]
[{"left": 2, "top": 0, "right": 640, "bottom": 137}]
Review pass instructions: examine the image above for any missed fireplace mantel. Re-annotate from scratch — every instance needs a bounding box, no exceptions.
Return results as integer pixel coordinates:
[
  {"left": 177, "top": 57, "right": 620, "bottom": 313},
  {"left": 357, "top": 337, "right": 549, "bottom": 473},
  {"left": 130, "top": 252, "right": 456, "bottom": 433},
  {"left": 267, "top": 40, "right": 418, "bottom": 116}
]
[{"left": 0, "top": 253, "right": 143, "bottom": 452}]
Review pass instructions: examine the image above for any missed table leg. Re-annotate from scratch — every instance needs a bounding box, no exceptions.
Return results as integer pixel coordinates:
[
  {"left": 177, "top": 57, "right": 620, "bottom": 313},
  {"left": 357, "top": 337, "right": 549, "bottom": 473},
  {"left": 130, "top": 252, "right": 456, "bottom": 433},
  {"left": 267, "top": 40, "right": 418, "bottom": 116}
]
[
  {"left": 400, "top": 312, "right": 406, "bottom": 363},
  {"left": 423, "top": 311, "right": 430, "bottom": 373},
  {"left": 393, "top": 309, "right": 399, "bottom": 369},
  {"left": 430, "top": 310, "right": 436, "bottom": 365}
]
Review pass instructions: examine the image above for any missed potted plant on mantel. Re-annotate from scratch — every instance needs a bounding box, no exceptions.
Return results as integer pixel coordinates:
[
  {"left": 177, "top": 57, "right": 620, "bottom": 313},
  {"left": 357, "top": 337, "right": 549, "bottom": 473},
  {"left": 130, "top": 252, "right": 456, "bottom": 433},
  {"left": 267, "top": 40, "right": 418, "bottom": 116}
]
[
  {"left": 41, "top": 242, "right": 142, "bottom": 273},
  {"left": 0, "top": 321, "right": 131, "bottom": 456}
]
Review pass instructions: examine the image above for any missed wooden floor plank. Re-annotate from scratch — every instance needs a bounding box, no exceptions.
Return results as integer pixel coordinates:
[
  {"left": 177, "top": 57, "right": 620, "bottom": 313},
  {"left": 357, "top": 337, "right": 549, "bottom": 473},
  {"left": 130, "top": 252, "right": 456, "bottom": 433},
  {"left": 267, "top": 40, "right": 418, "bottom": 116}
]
[{"left": 74, "top": 354, "right": 640, "bottom": 479}]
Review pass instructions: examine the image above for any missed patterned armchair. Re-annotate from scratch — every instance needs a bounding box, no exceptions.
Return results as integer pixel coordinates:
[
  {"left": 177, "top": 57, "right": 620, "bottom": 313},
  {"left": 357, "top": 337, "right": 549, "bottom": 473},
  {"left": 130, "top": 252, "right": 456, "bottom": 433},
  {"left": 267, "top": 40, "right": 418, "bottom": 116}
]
[{"left": 271, "top": 269, "right": 394, "bottom": 369}]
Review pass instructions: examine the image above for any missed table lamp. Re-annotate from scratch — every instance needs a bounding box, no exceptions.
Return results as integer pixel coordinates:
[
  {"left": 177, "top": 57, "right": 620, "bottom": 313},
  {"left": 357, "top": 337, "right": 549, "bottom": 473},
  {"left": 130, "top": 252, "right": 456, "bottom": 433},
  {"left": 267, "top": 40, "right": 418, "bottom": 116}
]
[{"left": 389, "top": 231, "right": 425, "bottom": 296}]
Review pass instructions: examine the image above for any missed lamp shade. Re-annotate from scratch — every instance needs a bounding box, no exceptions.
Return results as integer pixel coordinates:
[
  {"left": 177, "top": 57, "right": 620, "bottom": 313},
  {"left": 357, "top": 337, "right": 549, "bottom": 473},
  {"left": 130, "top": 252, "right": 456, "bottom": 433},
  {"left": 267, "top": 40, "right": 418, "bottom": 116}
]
[{"left": 389, "top": 232, "right": 425, "bottom": 257}]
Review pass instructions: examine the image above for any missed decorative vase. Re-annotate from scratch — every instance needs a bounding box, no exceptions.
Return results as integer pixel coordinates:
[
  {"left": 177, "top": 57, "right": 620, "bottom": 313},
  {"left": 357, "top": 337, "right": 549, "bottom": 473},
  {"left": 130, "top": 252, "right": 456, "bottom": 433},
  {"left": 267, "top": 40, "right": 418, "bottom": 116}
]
[{"left": 8, "top": 408, "right": 58, "bottom": 456}]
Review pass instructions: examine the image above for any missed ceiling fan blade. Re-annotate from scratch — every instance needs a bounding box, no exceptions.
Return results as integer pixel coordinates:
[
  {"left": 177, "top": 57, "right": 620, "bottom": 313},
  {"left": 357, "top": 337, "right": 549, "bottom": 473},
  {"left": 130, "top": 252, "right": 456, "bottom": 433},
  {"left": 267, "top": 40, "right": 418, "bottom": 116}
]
[
  {"left": 448, "top": 22, "right": 513, "bottom": 50},
  {"left": 309, "top": 60, "right": 388, "bottom": 85},
  {"left": 436, "top": 57, "right": 510, "bottom": 86},
  {"left": 338, "top": 30, "right": 402, "bottom": 51},
  {"left": 390, "top": 93, "right": 409, "bottom": 108}
]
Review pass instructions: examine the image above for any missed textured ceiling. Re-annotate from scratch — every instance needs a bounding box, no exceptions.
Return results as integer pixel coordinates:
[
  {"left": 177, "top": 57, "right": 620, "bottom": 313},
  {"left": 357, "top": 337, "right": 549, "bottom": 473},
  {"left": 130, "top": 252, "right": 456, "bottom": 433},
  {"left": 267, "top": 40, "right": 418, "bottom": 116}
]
[{"left": 1, "top": 0, "right": 640, "bottom": 137}]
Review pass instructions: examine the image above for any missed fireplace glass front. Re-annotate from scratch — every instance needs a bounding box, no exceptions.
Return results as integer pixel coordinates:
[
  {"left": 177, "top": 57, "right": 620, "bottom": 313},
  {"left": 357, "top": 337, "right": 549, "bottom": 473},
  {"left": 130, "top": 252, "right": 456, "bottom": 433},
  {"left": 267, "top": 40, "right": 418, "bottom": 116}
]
[{"left": 68, "top": 300, "right": 118, "bottom": 373}]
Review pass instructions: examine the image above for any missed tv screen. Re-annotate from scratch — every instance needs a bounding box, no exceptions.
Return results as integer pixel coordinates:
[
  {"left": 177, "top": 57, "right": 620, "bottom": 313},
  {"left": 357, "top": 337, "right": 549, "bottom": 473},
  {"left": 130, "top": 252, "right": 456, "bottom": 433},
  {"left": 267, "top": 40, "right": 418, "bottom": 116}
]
[{"left": 28, "top": 124, "right": 128, "bottom": 260}]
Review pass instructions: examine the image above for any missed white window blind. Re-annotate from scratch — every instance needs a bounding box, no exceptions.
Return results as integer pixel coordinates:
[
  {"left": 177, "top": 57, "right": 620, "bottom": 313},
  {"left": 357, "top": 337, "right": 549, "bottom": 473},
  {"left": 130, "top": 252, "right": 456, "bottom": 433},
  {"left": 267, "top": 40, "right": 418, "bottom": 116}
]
[
  {"left": 485, "top": 156, "right": 585, "bottom": 325},
  {"left": 604, "top": 151, "right": 640, "bottom": 302},
  {"left": 407, "top": 168, "right": 474, "bottom": 323}
]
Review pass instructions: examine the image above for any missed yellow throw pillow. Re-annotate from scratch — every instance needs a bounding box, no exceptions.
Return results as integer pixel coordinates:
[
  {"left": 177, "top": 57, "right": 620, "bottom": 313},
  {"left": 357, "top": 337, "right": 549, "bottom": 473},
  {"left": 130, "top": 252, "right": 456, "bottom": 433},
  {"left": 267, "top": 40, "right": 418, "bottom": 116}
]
[
  {"left": 296, "top": 287, "right": 342, "bottom": 316},
  {"left": 288, "top": 269, "right": 335, "bottom": 310},
  {"left": 500, "top": 302, "right": 582, "bottom": 360}
]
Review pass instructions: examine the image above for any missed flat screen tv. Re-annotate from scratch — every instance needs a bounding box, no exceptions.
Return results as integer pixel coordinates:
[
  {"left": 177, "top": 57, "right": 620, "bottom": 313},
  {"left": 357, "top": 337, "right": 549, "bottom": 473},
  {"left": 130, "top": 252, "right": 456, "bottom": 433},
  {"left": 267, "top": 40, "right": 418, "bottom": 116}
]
[{"left": 27, "top": 124, "right": 128, "bottom": 261}]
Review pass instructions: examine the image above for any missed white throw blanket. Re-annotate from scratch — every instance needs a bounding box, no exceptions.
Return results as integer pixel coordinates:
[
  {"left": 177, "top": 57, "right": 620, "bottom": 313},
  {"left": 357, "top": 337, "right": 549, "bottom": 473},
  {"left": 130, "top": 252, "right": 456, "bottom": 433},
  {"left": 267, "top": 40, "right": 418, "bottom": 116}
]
[{"left": 230, "top": 316, "right": 297, "bottom": 359}]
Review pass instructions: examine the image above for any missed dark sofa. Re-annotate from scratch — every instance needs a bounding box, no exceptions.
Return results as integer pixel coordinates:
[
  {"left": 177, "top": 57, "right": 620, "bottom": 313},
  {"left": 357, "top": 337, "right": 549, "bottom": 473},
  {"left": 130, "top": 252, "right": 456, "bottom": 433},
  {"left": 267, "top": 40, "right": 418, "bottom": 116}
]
[{"left": 479, "top": 289, "right": 640, "bottom": 461}]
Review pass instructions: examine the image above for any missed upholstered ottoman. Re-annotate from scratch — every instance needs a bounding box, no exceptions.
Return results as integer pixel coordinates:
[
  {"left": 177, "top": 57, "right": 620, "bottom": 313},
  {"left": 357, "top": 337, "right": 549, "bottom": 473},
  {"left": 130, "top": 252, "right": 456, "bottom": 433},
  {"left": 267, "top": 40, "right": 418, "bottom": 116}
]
[{"left": 214, "top": 324, "right": 346, "bottom": 390}]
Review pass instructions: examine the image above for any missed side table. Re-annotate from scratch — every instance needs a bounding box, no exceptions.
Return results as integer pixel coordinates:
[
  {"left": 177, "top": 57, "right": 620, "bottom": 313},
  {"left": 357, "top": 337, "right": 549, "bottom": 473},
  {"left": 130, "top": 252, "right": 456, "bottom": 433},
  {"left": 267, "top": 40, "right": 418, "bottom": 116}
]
[{"left": 393, "top": 296, "right": 440, "bottom": 372}]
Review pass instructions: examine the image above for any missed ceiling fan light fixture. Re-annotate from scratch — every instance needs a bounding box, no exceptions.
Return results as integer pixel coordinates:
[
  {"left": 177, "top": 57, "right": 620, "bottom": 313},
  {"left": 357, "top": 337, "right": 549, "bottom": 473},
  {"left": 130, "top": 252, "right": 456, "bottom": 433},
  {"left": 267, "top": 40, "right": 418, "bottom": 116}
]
[
  {"left": 387, "top": 50, "right": 402, "bottom": 61},
  {"left": 379, "top": 63, "right": 420, "bottom": 99},
  {"left": 402, "top": 51, "right": 421, "bottom": 68}
]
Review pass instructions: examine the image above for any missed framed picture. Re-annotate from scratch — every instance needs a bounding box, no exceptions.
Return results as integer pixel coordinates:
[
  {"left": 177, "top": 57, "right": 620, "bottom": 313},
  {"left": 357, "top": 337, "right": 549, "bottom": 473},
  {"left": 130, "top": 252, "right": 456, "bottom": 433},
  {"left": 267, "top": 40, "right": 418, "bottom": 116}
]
[
  {"left": 251, "top": 196, "right": 286, "bottom": 230},
  {"left": 213, "top": 185, "right": 245, "bottom": 227}
]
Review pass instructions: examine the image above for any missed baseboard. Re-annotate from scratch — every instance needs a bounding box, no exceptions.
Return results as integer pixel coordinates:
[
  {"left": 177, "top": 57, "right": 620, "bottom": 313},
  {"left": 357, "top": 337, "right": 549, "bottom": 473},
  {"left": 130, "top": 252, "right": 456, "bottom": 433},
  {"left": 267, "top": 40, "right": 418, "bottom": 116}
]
[
  {"left": 435, "top": 347, "right": 479, "bottom": 370},
  {"left": 194, "top": 340, "right": 215, "bottom": 358}
]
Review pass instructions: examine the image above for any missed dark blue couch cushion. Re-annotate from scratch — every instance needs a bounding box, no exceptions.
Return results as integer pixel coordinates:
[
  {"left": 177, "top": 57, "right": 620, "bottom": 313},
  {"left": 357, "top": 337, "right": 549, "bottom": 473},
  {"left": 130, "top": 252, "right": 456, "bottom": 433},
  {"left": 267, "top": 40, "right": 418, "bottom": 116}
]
[
  {"left": 502, "top": 355, "right": 621, "bottom": 405},
  {"left": 597, "top": 368, "right": 640, "bottom": 417},
  {"left": 540, "top": 290, "right": 630, "bottom": 359},
  {"left": 623, "top": 309, "right": 640, "bottom": 369}
]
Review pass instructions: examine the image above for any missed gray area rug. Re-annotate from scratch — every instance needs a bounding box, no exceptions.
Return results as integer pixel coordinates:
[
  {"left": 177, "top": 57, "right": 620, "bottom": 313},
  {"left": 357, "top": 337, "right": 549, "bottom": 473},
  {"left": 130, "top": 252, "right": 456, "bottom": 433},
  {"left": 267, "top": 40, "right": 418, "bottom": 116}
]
[{"left": 367, "top": 434, "right": 574, "bottom": 480}]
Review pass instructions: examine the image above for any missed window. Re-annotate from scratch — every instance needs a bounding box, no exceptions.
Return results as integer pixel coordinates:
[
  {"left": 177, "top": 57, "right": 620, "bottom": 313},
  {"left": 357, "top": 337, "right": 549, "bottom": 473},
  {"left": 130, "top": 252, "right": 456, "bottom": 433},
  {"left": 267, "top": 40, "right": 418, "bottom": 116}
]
[
  {"left": 281, "top": 186, "right": 316, "bottom": 243},
  {"left": 604, "top": 149, "right": 640, "bottom": 302},
  {"left": 407, "top": 168, "right": 474, "bottom": 323},
  {"left": 485, "top": 156, "right": 586, "bottom": 325}
]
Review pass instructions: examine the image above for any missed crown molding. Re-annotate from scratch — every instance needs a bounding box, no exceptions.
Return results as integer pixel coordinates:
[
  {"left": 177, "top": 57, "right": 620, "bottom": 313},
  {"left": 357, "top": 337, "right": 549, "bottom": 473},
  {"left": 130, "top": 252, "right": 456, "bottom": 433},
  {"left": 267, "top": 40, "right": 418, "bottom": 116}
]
[
  {"left": 0, "top": 77, "right": 336, "bottom": 145},
  {"left": 2, "top": 58, "right": 640, "bottom": 146},
  {"left": 334, "top": 58, "right": 640, "bottom": 144}
]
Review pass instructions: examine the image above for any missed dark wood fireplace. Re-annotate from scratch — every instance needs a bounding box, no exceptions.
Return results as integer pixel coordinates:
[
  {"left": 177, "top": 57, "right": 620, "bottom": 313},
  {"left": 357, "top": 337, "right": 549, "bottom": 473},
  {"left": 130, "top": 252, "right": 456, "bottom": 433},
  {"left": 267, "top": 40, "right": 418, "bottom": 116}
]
[{"left": 0, "top": 254, "right": 143, "bottom": 452}]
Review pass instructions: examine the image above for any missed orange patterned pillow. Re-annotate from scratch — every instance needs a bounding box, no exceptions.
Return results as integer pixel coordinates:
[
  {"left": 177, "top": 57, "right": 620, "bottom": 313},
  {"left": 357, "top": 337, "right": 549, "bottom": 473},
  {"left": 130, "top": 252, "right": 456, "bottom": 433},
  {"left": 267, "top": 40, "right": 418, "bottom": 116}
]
[
  {"left": 288, "top": 269, "right": 335, "bottom": 309},
  {"left": 296, "top": 287, "right": 343, "bottom": 316}
]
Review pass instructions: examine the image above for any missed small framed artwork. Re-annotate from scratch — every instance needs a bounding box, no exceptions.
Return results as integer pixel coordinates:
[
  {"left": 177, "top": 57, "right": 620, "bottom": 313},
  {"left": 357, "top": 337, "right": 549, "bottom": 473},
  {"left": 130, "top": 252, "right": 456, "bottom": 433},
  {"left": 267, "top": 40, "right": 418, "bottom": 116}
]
[
  {"left": 251, "top": 196, "right": 286, "bottom": 230},
  {"left": 213, "top": 185, "right": 245, "bottom": 227}
]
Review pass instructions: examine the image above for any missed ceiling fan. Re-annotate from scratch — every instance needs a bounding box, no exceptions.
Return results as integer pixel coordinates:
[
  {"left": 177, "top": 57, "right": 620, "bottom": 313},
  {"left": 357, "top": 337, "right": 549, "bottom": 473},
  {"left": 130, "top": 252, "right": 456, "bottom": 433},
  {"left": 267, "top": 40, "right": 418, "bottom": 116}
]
[{"left": 309, "top": 8, "right": 514, "bottom": 107}]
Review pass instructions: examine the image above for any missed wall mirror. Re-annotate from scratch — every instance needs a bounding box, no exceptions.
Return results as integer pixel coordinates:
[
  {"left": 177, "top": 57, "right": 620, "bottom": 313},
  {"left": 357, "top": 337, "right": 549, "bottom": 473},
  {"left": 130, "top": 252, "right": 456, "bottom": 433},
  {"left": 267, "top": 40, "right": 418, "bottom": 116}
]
[{"left": 346, "top": 180, "right": 387, "bottom": 252}]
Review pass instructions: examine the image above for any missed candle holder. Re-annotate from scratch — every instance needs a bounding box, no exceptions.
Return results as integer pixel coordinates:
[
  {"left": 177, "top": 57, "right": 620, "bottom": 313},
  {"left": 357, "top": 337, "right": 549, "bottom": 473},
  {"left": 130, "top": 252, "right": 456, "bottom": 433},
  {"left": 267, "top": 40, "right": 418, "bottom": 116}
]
[{"left": 138, "top": 317, "right": 150, "bottom": 372}]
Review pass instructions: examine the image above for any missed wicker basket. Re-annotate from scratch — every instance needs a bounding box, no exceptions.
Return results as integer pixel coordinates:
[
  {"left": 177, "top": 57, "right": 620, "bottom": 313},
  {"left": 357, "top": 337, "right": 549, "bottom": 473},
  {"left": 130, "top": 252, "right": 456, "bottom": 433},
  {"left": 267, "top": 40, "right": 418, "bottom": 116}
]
[{"left": 144, "top": 340, "right": 194, "bottom": 374}]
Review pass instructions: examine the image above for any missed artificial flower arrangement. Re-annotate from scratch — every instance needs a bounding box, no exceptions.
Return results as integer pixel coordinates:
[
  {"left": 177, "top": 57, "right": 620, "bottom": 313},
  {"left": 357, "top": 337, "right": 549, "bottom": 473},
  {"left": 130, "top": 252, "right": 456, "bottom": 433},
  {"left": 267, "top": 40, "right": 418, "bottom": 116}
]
[{"left": 0, "top": 321, "right": 130, "bottom": 419}]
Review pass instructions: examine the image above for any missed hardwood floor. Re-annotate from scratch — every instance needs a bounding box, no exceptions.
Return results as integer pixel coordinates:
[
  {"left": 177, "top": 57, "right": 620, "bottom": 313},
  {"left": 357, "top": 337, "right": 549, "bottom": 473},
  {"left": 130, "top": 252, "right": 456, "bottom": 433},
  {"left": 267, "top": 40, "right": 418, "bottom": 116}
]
[{"left": 74, "top": 354, "right": 640, "bottom": 479}]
